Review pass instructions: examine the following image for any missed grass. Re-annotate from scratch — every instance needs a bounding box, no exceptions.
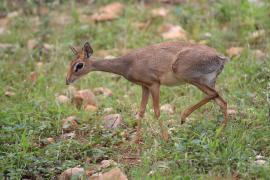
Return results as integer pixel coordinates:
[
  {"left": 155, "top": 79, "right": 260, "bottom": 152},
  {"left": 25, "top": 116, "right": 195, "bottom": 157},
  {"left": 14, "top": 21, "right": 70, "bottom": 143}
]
[{"left": 0, "top": 0, "right": 270, "bottom": 179}]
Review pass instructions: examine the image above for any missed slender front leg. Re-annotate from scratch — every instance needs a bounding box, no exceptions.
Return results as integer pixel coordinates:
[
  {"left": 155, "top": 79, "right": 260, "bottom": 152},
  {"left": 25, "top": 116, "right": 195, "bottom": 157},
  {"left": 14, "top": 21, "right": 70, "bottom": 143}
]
[
  {"left": 149, "top": 83, "right": 169, "bottom": 141},
  {"left": 135, "top": 86, "right": 149, "bottom": 143}
]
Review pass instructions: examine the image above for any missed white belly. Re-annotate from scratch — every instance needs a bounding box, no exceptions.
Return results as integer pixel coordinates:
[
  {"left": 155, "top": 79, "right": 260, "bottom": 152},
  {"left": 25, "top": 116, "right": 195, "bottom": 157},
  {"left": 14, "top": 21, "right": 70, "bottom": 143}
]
[{"left": 160, "top": 71, "right": 185, "bottom": 86}]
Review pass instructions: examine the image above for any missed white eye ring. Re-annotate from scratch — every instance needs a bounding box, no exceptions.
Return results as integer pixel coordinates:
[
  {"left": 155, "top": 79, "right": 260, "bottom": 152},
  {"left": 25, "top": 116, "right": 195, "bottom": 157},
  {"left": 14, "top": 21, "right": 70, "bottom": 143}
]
[{"left": 74, "top": 62, "right": 85, "bottom": 72}]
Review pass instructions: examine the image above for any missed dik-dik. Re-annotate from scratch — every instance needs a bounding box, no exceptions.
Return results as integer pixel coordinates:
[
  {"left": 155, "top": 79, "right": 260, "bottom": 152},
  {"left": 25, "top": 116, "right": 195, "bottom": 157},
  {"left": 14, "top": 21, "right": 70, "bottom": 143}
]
[{"left": 66, "top": 41, "right": 228, "bottom": 141}]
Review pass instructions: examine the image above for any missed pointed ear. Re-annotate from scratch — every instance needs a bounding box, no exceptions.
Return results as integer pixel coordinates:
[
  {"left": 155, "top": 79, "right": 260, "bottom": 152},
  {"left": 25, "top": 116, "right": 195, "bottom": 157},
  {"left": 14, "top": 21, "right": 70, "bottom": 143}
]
[
  {"left": 83, "top": 42, "right": 93, "bottom": 58},
  {"left": 69, "top": 46, "right": 78, "bottom": 56}
]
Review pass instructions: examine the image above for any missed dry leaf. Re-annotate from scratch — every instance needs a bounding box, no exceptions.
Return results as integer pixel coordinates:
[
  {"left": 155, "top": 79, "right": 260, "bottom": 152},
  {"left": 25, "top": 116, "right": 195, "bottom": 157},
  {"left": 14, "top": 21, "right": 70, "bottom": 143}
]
[
  {"left": 93, "top": 87, "right": 113, "bottom": 97},
  {"left": 5, "top": 91, "right": 15, "bottom": 97},
  {"left": 161, "top": 104, "right": 175, "bottom": 114},
  {"left": 161, "top": 24, "right": 187, "bottom": 40},
  {"left": 57, "top": 95, "right": 70, "bottom": 104},
  {"left": 103, "top": 114, "right": 123, "bottom": 129},
  {"left": 59, "top": 167, "right": 84, "bottom": 180},
  {"left": 151, "top": 8, "right": 169, "bottom": 17},
  {"left": 91, "top": 2, "right": 124, "bottom": 22},
  {"left": 226, "top": 47, "right": 243, "bottom": 57},
  {"left": 72, "top": 89, "right": 96, "bottom": 109},
  {"left": 61, "top": 116, "right": 79, "bottom": 132}
]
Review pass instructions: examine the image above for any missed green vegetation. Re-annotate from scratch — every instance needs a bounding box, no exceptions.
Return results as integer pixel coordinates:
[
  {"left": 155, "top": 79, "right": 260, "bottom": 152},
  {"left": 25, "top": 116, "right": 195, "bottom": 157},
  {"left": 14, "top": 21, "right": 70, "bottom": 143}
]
[{"left": 0, "top": 0, "right": 269, "bottom": 179}]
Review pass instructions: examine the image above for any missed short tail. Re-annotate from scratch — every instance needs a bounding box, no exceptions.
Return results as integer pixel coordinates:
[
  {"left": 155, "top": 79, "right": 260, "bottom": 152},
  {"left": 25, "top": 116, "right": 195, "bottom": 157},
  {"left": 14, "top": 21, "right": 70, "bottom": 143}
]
[{"left": 218, "top": 55, "right": 230, "bottom": 63}]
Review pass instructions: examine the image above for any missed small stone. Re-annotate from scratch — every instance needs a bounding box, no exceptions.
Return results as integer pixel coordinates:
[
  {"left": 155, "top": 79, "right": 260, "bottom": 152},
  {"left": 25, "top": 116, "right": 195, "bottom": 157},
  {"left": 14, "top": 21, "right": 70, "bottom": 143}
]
[
  {"left": 254, "top": 159, "right": 266, "bottom": 166},
  {"left": 100, "top": 160, "right": 114, "bottom": 169},
  {"left": 57, "top": 95, "right": 70, "bottom": 104},
  {"left": 84, "top": 105, "right": 98, "bottom": 112},
  {"left": 59, "top": 167, "right": 84, "bottom": 180},
  {"left": 226, "top": 47, "right": 243, "bottom": 57},
  {"left": 161, "top": 24, "right": 187, "bottom": 40},
  {"left": 93, "top": 87, "right": 113, "bottom": 97},
  {"left": 104, "top": 107, "right": 113, "bottom": 114},
  {"left": 72, "top": 89, "right": 96, "bottom": 109},
  {"left": 161, "top": 104, "right": 175, "bottom": 114},
  {"left": 46, "top": 137, "right": 55, "bottom": 144},
  {"left": 89, "top": 167, "right": 127, "bottom": 180},
  {"left": 61, "top": 116, "right": 79, "bottom": 132},
  {"left": 5, "top": 91, "right": 15, "bottom": 97},
  {"left": 103, "top": 114, "right": 123, "bottom": 129},
  {"left": 151, "top": 8, "right": 169, "bottom": 17}
]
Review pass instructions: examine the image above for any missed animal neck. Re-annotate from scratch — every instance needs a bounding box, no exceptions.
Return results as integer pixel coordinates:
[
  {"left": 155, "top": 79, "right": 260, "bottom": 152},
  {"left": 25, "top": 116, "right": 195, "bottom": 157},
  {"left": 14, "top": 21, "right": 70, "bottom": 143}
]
[{"left": 91, "top": 57, "right": 130, "bottom": 76}]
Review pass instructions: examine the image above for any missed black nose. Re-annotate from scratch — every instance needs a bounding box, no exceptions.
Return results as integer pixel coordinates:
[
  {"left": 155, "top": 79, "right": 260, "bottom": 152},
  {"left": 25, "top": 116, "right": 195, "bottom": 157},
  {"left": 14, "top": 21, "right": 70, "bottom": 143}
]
[{"left": 66, "top": 79, "right": 70, "bottom": 85}]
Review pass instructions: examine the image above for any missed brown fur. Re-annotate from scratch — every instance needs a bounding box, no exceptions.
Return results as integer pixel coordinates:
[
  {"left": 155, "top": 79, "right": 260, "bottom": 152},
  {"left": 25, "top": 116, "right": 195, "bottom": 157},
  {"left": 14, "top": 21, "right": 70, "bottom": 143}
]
[{"left": 66, "top": 41, "right": 229, "bottom": 142}]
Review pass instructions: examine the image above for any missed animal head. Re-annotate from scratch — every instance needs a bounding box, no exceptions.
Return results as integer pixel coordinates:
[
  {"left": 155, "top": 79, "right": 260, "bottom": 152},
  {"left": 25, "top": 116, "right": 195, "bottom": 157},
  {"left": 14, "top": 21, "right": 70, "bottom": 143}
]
[{"left": 66, "top": 42, "right": 94, "bottom": 85}]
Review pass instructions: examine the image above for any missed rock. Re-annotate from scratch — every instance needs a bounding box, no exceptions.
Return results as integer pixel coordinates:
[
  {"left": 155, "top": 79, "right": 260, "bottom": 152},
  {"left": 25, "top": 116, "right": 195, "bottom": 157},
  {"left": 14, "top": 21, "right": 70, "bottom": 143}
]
[
  {"left": 5, "top": 91, "right": 15, "bottom": 97},
  {"left": 59, "top": 167, "right": 84, "bottom": 180},
  {"left": 91, "top": 2, "right": 124, "bottom": 22},
  {"left": 104, "top": 107, "right": 113, "bottom": 114},
  {"left": 151, "top": 8, "right": 169, "bottom": 17},
  {"left": 90, "top": 167, "right": 127, "bottom": 180},
  {"left": 46, "top": 137, "right": 55, "bottom": 144},
  {"left": 100, "top": 160, "right": 115, "bottom": 169},
  {"left": 93, "top": 87, "right": 113, "bottom": 97},
  {"left": 61, "top": 116, "right": 79, "bottom": 132},
  {"left": 72, "top": 89, "right": 96, "bottom": 109},
  {"left": 57, "top": 95, "right": 70, "bottom": 104},
  {"left": 161, "top": 24, "right": 187, "bottom": 40},
  {"left": 226, "top": 47, "right": 243, "bottom": 57},
  {"left": 254, "top": 159, "right": 266, "bottom": 166},
  {"left": 160, "top": 104, "right": 175, "bottom": 114},
  {"left": 84, "top": 105, "right": 98, "bottom": 112},
  {"left": 103, "top": 114, "right": 123, "bottom": 129}
]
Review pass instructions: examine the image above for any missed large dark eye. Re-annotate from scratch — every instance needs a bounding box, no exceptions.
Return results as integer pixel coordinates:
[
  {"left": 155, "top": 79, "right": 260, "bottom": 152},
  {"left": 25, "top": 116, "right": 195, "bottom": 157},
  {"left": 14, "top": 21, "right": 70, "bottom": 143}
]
[{"left": 74, "top": 62, "right": 84, "bottom": 72}]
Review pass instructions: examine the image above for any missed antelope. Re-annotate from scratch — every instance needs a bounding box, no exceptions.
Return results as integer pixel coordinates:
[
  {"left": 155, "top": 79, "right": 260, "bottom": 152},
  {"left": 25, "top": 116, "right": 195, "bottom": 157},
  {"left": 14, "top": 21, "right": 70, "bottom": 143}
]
[{"left": 66, "top": 41, "right": 229, "bottom": 142}]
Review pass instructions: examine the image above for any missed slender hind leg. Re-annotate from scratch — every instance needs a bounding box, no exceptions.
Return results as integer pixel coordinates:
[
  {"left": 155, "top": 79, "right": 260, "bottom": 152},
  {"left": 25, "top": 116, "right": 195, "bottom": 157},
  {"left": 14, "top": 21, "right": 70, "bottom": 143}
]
[
  {"left": 181, "top": 82, "right": 228, "bottom": 126},
  {"left": 149, "top": 83, "right": 169, "bottom": 141},
  {"left": 135, "top": 86, "right": 149, "bottom": 143}
]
